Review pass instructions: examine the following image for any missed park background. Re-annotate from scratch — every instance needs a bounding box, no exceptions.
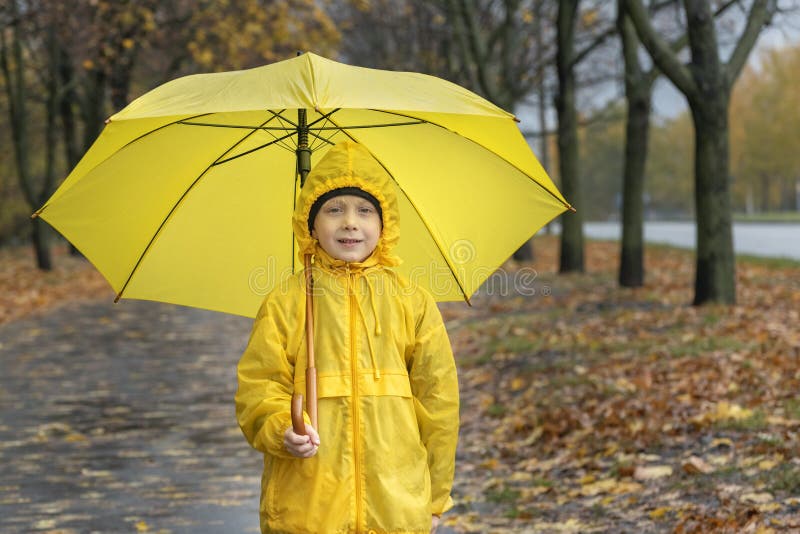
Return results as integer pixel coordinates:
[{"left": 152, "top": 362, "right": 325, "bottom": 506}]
[{"left": 1, "top": 1, "right": 799, "bottom": 532}]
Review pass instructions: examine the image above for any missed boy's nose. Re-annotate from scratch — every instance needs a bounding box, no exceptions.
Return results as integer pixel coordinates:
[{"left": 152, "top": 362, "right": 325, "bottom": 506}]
[{"left": 343, "top": 210, "right": 357, "bottom": 228}]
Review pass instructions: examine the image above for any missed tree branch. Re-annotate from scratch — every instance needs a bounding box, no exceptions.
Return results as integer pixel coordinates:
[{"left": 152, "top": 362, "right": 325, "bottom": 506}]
[
  {"left": 623, "top": 0, "right": 696, "bottom": 96},
  {"left": 642, "top": 0, "right": 741, "bottom": 86},
  {"left": 571, "top": 25, "right": 617, "bottom": 68},
  {"left": 726, "top": 0, "right": 776, "bottom": 83},
  {"left": 453, "top": 0, "right": 501, "bottom": 104}
]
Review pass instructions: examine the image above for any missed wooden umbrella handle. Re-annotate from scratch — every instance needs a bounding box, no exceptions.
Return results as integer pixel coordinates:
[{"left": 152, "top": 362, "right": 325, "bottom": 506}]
[
  {"left": 291, "top": 254, "right": 318, "bottom": 435},
  {"left": 291, "top": 393, "right": 305, "bottom": 434}
]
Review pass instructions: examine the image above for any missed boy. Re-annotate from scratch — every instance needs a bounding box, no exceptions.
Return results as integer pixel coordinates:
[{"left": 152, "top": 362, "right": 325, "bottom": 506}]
[{"left": 235, "top": 141, "right": 459, "bottom": 533}]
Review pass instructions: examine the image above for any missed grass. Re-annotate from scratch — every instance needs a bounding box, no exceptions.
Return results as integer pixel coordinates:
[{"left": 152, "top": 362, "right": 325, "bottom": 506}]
[
  {"left": 713, "top": 410, "right": 769, "bottom": 432},
  {"left": 766, "top": 464, "right": 800, "bottom": 494},
  {"left": 733, "top": 211, "right": 800, "bottom": 223},
  {"left": 784, "top": 399, "right": 800, "bottom": 420},
  {"left": 485, "top": 486, "right": 521, "bottom": 504}
]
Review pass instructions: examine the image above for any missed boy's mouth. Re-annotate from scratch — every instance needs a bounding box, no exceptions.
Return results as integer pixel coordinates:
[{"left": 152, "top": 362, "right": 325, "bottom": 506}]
[{"left": 337, "top": 238, "right": 362, "bottom": 245}]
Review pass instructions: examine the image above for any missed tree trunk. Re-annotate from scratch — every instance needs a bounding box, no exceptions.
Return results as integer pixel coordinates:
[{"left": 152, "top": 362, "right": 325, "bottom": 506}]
[
  {"left": 689, "top": 92, "right": 736, "bottom": 304},
  {"left": 556, "top": 0, "right": 584, "bottom": 273},
  {"left": 58, "top": 45, "right": 84, "bottom": 257},
  {"left": 623, "top": 0, "right": 776, "bottom": 305},
  {"left": 82, "top": 67, "right": 106, "bottom": 151},
  {"left": 619, "top": 91, "right": 651, "bottom": 287},
  {"left": 31, "top": 217, "right": 53, "bottom": 271},
  {"left": 617, "top": 7, "right": 654, "bottom": 288}
]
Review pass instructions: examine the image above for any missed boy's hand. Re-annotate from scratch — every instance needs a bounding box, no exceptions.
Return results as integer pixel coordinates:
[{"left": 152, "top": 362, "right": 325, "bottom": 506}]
[
  {"left": 283, "top": 425, "right": 320, "bottom": 458},
  {"left": 431, "top": 515, "right": 440, "bottom": 533}
]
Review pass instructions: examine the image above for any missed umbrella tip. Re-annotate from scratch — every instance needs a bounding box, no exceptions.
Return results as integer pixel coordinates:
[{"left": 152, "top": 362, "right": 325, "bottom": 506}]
[
  {"left": 30, "top": 211, "right": 40, "bottom": 219},
  {"left": 104, "top": 118, "right": 111, "bottom": 124},
  {"left": 114, "top": 293, "right": 122, "bottom": 303},
  {"left": 513, "top": 116, "right": 520, "bottom": 123}
]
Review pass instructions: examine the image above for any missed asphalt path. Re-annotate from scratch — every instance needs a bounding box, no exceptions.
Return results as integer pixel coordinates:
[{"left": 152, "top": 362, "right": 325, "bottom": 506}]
[{"left": 0, "top": 299, "right": 263, "bottom": 533}]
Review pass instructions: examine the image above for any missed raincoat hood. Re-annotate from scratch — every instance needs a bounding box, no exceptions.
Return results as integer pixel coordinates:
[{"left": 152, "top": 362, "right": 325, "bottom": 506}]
[{"left": 292, "top": 141, "right": 401, "bottom": 269}]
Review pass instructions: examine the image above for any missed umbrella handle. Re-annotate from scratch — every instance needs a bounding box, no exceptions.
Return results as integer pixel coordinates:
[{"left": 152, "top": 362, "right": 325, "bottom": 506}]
[
  {"left": 291, "top": 254, "right": 318, "bottom": 435},
  {"left": 291, "top": 393, "right": 305, "bottom": 434},
  {"left": 290, "top": 367, "right": 318, "bottom": 435}
]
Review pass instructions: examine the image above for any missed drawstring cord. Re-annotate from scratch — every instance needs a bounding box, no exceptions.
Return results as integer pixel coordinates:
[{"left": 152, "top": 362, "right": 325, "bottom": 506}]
[{"left": 350, "top": 271, "right": 381, "bottom": 380}]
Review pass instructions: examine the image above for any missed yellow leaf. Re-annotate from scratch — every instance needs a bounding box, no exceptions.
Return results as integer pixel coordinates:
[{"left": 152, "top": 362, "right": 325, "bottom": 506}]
[
  {"left": 479, "top": 458, "right": 499, "bottom": 470},
  {"left": 757, "top": 502, "right": 782, "bottom": 513},
  {"left": 710, "top": 437, "right": 734, "bottom": 448},
  {"left": 649, "top": 507, "right": 670, "bottom": 519},
  {"left": 135, "top": 521, "right": 149, "bottom": 532},
  {"left": 628, "top": 419, "right": 644, "bottom": 434},
  {"left": 716, "top": 401, "right": 753, "bottom": 421},
  {"left": 758, "top": 457, "right": 782, "bottom": 471},
  {"left": 612, "top": 481, "right": 644, "bottom": 495},
  {"left": 520, "top": 486, "right": 550, "bottom": 499},
  {"left": 510, "top": 377, "right": 527, "bottom": 391},
  {"left": 580, "top": 478, "right": 618, "bottom": 496},
  {"left": 579, "top": 474, "right": 596, "bottom": 485}
]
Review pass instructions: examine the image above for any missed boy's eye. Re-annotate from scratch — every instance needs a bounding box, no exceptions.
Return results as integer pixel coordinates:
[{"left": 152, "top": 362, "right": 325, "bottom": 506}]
[{"left": 358, "top": 206, "right": 374, "bottom": 214}]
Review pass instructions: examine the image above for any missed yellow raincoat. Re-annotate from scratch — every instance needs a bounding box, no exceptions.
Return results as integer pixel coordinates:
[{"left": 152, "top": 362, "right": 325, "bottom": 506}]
[{"left": 236, "top": 141, "right": 459, "bottom": 533}]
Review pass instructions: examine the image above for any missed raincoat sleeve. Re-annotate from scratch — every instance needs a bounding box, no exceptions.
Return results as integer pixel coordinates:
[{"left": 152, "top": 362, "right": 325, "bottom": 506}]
[
  {"left": 235, "top": 289, "right": 304, "bottom": 459},
  {"left": 408, "top": 289, "right": 459, "bottom": 516}
]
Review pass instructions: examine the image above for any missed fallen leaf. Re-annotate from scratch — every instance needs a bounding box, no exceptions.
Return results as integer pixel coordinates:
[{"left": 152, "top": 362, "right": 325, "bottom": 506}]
[
  {"left": 740, "top": 492, "right": 774, "bottom": 504},
  {"left": 682, "top": 456, "right": 714, "bottom": 475},
  {"left": 580, "top": 478, "right": 618, "bottom": 496},
  {"left": 649, "top": 507, "right": 670, "bottom": 519},
  {"left": 634, "top": 465, "right": 673, "bottom": 480}
]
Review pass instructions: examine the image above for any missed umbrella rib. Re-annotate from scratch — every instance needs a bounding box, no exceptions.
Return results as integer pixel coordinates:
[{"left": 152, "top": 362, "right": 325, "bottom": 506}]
[
  {"left": 366, "top": 109, "right": 573, "bottom": 211},
  {"left": 178, "top": 122, "right": 296, "bottom": 131},
  {"left": 268, "top": 110, "right": 301, "bottom": 151},
  {"left": 178, "top": 121, "right": 423, "bottom": 131},
  {"left": 325, "top": 115, "right": 473, "bottom": 305},
  {"left": 213, "top": 131, "right": 296, "bottom": 166},
  {"left": 114, "top": 116, "right": 280, "bottom": 302}
]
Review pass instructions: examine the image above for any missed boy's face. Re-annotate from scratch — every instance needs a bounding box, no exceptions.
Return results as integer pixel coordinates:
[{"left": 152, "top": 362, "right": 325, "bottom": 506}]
[{"left": 312, "top": 194, "right": 382, "bottom": 263}]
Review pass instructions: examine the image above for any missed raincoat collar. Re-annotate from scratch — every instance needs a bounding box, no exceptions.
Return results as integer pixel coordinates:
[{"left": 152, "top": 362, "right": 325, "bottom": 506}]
[{"left": 312, "top": 244, "right": 383, "bottom": 275}]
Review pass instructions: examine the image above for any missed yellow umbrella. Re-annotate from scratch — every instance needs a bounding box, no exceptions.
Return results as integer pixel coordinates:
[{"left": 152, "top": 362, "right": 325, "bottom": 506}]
[{"left": 34, "top": 52, "right": 572, "bottom": 318}]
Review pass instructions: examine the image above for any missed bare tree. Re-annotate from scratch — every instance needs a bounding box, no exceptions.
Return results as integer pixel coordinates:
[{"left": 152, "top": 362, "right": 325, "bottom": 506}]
[{"left": 624, "top": 0, "right": 778, "bottom": 304}]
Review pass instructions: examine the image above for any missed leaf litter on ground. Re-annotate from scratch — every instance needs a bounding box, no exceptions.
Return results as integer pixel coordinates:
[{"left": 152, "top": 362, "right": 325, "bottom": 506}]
[
  {"left": 2, "top": 238, "right": 799, "bottom": 532},
  {"left": 439, "top": 237, "right": 800, "bottom": 532}
]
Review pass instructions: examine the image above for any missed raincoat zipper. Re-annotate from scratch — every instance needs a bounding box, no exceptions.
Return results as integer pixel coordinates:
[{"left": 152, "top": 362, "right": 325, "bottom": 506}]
[{"left": 349, "top": 272, "right": 364, "bottom": 532}]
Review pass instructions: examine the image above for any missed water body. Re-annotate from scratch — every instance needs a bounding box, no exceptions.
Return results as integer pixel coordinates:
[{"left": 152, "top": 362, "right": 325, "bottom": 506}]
[{"left": 581, "top": 221, "right": 800, "bottom": 260}]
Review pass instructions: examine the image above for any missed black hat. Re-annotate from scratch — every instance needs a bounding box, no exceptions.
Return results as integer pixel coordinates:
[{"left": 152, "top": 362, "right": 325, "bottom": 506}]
[{"left": 308, "top": 187, "right": 383, "bottom": 232}]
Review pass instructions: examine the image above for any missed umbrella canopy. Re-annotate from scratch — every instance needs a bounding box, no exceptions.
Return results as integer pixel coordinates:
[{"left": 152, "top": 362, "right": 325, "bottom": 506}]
[{"left": 35, "top": 52, "right": 571, "bottom": 317}]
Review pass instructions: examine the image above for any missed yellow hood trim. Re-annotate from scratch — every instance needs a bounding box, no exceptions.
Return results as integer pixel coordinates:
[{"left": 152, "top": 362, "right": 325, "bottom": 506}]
[{"left": 292, "top": 141, "right": 401, "bottom": 269}]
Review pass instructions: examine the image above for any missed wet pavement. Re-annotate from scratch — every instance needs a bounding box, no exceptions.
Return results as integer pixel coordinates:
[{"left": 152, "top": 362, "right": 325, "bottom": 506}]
[{"left": 0, "top": 299, "right": 263, "bottom": 533}]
